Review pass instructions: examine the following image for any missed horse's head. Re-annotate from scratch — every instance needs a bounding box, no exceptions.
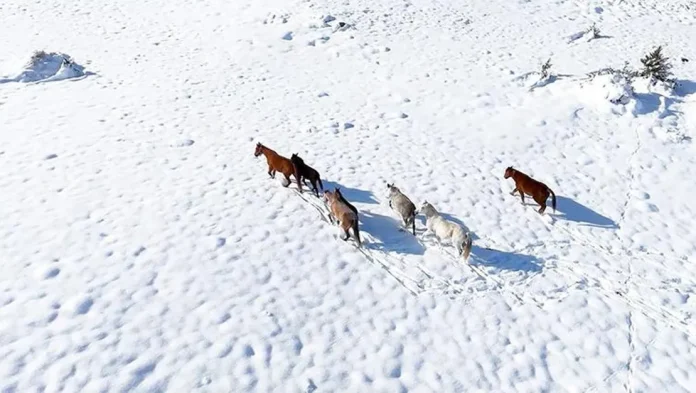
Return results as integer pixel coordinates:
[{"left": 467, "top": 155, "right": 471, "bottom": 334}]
[
  {"left": 386, "top": 183, "right": 400, "bottom": 197},
  {"left": 254, "top": 142, "right": 264, "bottom": 157},
  {"left": 323, "top": 190, "right": 335, "bottom": 204},
  {"left": 504, "top": 166, "right": 514, "bottom": 179},
  {"left": 419, "top": 200, "right": 434, "bottom": 216}
]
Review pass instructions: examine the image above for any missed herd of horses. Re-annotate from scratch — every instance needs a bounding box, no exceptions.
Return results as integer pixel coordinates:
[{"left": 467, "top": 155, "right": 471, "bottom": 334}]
[{"left": 253, "top": 142, "right": 557, "bottom": 261}]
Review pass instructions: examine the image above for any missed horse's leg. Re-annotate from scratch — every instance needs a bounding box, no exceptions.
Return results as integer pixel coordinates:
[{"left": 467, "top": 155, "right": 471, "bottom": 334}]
[
  {"left": 510, "top": 187, "right": 518, "bottom": 196},
  {"left": 519, "top": 191, "right": 525, "bottom": 205},
  {"left": 534, "top": 194, "right": 547, "bottom": 214},
  {"left": 341, "top": 223, "right": 350, "bottom": 240},
  {"left": 537, "top": 200, "right": 547, "bottom": 214},
  {"left": 399, "top": 217, "right": 408, "bottom": 232},
  {"left": 268, "top": 165, "right": 274, "bottom": 178},
  {"left": 283, "top": 173, "right": 291, "bottom": 187},
  {"left": 434, "top": 235, "right": 443, "bottom": 247}
]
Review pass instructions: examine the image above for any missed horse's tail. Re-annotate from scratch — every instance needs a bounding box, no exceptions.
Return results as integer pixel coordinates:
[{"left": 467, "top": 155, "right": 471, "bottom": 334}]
[
  {"left": 352, "top": 216, "right": 361, "bottom": 247},
  {"left": 548, "top": 187, "right": 557, "bottom": 212},
  {"left": 409, "top": 210, "right": 416, "bottom": 236},
  {"left": 461, "top": 234, "right": 473, "bottom": 261}
]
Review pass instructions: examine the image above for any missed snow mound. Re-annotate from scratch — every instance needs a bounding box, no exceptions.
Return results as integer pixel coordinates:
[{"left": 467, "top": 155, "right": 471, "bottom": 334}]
[
  {"left": 0, "top": 51, "right": 88, "bottom": 84},
  {"left": 576, "top": 72, "right": 634, "bottom": 108}
]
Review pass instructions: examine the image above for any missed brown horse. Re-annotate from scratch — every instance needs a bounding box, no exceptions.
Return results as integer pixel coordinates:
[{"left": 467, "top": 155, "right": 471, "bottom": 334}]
[
  {"left": 504, "top": 166, "right": 557, "bottom": 214},
  {"left": 324, "top": 189, "right": 361, "bottom": 246},
  {"left": 290, "top": 153, "right": 324, "bottom": 197},
  {"left": 254, "top": 142, "right": 295, "bottom": 186}
]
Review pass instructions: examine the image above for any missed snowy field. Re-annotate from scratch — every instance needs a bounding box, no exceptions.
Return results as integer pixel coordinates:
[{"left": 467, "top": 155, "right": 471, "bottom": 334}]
[{"left": 1, "top": 0, "right": 696, "bottom": 391}]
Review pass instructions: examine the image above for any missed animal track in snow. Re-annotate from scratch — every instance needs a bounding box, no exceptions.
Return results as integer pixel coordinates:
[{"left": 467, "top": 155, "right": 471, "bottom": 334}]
[
  {"left": 172, "top": 139, "right": 195, "bottom": 147},
  {"left": 67, "top": 295, "right": 94, "bottom": 316},
  {"left": 263, "top": 13, "right": 289, "bottom": 24},
  {"left": 36, "top": 266, "right": 60, "bottom": 280}
]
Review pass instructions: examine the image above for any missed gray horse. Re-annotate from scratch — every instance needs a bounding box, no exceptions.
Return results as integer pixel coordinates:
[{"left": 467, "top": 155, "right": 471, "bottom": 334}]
[{"left": 386, "top": 183, "right": 417, "bottom": 235}]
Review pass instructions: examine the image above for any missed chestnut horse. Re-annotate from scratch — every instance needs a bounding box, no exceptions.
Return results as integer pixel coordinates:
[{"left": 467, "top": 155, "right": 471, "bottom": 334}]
[
  {"left": 504, "top": 166, "right": 556, "bottom": 214},
  {"left": 254, "top": 142, "right": 295, "bottom": 186},
  {"left": 324, "top": 189, "right": 361, "bottom": 246}
]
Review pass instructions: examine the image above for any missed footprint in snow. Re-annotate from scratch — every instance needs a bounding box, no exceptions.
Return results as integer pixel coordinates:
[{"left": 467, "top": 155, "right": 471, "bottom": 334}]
[
  {"left": 36, "top": 266, "right": 60, "bottom": 280},
  {"left": 68, "top": 295, "right": 94, "bottom": 315},
  {"left": 634, "top": 201, "right": 659, "bottom": 213},
  {"left": 172, "top": 139, "right": 194, "bottom": 147},
  {"left": 307, "top": 379, "right": 317, "bottom": 393}
]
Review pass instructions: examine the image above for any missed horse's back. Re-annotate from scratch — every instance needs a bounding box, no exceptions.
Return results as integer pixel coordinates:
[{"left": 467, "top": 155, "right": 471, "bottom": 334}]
[
  {"left": 276, "top": 156, "right": 294, "bottom": 172},
  {"left": 334, "top": 202, "right": 357, "bottom": 221}
]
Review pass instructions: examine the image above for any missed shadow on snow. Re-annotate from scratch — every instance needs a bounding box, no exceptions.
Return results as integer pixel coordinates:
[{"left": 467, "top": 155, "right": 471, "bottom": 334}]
[
  {"left": 471, "top": 246, "right": 543, "bottom": 273},
  {"left": 322, "top": 180, "right": 379, "bottom": 205},
  {"left": 554, "top": 196, "right": 617, "bottom": 228}
]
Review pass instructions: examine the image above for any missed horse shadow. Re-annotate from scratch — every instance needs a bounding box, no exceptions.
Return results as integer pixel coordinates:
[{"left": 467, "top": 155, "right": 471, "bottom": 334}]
[
  {"left": 553, "top": 196, "right": 617, "bottom": 228},
  {"left": 471, "top": 245, "right": 543, "bottom": 273},
  {"left": 359, "top": 211, "right": 426, "bottom": 256},
  {"left": 318, "top": 181, "right": 422, "bottom": 255},
  {"left": 322, "top": 180, "right": 379, "bottom": 205}
]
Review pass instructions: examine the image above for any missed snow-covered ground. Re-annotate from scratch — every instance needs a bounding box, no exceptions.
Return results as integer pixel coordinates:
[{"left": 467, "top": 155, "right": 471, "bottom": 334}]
[{"left": 1, "top": 0, "right": 696, "bottom": 391}]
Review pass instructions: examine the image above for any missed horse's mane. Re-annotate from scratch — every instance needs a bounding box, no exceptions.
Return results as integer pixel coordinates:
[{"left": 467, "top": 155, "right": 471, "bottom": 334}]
[
  {"left": 260, "top": 144, "right": 277, "bottom": 155},
  {"left": 336, "top": 188, "right": 358, "bottom": 215}
]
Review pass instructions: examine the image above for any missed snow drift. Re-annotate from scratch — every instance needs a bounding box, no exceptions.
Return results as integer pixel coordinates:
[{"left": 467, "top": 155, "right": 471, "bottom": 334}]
[{"left": 0, "top": 51, "right": 88, "bottom": 84}]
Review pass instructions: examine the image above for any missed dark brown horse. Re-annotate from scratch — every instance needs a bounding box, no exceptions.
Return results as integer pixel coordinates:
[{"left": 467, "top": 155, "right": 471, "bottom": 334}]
[
  {"left": 290, "top": 153, "right": 324, "bottom": 197},
  {"left": 254, "top": 142, "right": 295, "bottom": 186},
  {"left": 504, "top": 166, "right": 556, "bottom": 214}
]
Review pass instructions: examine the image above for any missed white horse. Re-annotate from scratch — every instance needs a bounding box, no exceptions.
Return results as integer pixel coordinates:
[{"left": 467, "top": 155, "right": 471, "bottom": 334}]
[
  {"left": 386, "top": 183, "right": 417, "bottom": 235},
  {"left": 418, "top": 201, "right": 472, "bottom": 261}
]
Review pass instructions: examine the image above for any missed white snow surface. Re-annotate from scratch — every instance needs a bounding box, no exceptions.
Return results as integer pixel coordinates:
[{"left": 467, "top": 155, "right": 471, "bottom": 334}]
[{"left": 1, "top": 0, "right": 696, "bottom": 392}]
